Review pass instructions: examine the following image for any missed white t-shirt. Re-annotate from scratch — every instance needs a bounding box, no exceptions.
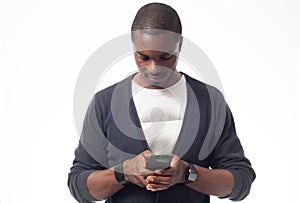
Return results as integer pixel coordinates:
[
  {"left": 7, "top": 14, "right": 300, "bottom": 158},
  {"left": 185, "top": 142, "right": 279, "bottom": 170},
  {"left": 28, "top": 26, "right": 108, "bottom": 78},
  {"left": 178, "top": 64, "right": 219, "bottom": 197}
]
[{"left": 132, "top": 75, "right": 187, "bottom": 154}]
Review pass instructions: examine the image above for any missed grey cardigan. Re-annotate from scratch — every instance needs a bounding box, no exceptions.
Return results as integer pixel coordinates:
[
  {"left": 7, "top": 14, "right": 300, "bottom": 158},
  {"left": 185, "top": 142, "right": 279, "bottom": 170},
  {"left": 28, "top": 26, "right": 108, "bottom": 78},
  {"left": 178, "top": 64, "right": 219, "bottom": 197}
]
[{"left": 68, "top": 73, "right": 256, "bottom": 203}]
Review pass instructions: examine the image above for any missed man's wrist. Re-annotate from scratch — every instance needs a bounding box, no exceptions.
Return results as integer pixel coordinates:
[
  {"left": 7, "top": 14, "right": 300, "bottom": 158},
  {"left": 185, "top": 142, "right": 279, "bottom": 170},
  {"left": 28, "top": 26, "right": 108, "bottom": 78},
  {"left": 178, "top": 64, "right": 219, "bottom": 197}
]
[
  {"left": 183, "top": 162, "right": 198, "bottom": 184},
  {"left": 114, "top": 161, "right": 130, "bottom": 186},
  {"left": 180, "top": 160, "right": 189, "bottom": 183}
]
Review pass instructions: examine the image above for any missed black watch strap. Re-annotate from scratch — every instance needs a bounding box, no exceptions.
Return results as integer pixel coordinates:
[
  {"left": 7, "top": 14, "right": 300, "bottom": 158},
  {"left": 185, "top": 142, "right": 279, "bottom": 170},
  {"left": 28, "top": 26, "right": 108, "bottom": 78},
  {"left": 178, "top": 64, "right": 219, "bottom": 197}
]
[
  {"left": 184, "top": 162, "right": 198, "bottom": 184},
  {"left": 114, "top": 162, "right": 129, "bottom": 186}
]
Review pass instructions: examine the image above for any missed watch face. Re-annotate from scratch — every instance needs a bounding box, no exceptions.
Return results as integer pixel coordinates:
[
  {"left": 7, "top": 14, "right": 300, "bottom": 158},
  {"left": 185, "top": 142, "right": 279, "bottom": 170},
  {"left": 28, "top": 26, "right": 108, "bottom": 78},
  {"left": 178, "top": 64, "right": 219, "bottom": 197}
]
[{"left": 189, "top": 172, "right": 197, "bottom": 182}]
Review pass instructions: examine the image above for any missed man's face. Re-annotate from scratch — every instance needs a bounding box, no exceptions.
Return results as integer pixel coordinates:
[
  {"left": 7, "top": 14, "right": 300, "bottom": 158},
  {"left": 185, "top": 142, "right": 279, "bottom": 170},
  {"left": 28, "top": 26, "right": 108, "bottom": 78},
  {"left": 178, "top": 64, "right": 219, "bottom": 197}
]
[{"left": 132, "top": 31, "right": 182, "bottom": 88}]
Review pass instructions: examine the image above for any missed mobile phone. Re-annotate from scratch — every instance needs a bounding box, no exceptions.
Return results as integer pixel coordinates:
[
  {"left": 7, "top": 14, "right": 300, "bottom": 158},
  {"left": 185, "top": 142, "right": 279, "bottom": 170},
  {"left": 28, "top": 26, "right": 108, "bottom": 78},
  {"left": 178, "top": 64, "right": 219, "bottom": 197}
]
[{"left": 145, "top": 155, "right": 172, "bottom": 170}]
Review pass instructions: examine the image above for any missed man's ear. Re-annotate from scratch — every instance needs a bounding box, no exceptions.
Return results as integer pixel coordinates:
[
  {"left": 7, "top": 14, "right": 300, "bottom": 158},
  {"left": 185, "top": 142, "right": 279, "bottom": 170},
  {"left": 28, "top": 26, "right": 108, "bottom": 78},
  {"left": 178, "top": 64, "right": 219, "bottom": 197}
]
[
  {"left": 179, "top": 41, "right": 182, "bottom": 52},
  {"left": 178, "top": 36, "right": 183, "bottom": 52}
]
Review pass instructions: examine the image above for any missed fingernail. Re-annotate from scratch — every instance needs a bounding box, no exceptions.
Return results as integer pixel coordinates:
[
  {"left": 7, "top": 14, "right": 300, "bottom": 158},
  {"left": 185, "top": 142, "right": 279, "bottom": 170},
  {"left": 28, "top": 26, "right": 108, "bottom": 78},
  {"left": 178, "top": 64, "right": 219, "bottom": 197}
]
[{"left": 146, "top": 177, "right": 153, "bottom": 182}]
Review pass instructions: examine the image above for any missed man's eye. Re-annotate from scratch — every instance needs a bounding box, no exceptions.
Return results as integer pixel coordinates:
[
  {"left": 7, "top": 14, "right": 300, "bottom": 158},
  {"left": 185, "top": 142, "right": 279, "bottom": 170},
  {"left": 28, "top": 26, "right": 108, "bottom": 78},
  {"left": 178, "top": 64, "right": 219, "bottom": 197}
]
[
  {"left": 140, "top": 55, "right": 149, "bottom": 61},
  {"left": 136, "top": 53, "right": 149, "bottom": 61},
  {"left": 160, "top": 54, "right": 173, "bottom": 60}
]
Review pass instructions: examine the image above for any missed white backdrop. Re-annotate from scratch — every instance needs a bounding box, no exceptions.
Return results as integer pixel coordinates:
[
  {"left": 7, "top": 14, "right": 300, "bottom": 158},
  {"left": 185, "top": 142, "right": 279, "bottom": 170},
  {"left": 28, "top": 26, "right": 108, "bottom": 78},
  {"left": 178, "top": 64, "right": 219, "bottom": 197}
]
[{"left": 0, "top": 0, "right": 299, "bottom": 202}]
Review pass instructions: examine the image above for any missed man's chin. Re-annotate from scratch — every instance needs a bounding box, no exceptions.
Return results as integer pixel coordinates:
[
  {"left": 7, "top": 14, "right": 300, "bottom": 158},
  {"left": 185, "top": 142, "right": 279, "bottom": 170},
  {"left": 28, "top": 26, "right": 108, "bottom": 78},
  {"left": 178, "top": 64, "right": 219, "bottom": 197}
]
[{"left": 145, "top": 77, "right": 168, "bottom": 88}]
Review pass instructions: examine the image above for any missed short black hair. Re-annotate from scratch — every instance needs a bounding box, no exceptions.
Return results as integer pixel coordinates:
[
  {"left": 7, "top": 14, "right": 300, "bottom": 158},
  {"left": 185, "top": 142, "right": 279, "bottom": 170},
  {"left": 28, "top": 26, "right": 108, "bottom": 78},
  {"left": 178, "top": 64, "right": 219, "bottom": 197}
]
[{"left": 131, "top": 3, "right": 182, "bottom": 35}]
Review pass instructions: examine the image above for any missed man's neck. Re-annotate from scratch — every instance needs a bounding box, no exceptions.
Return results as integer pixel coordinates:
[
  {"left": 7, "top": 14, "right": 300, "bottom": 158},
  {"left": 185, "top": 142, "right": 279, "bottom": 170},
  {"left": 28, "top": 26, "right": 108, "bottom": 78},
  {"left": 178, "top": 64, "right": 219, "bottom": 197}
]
[{"left": 132, "top": 71, "right": 182, "bottom": 89}]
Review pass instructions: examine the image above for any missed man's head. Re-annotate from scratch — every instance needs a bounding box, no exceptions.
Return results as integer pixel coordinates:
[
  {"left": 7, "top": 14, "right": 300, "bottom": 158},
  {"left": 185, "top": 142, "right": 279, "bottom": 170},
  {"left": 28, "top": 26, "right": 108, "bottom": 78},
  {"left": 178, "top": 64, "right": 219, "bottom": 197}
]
[
  {"left": 131, "top": 3, "right": 183, "bottom": 89},
  {"left": 131, "top": 2, "right": 182, "bottom": 34}
]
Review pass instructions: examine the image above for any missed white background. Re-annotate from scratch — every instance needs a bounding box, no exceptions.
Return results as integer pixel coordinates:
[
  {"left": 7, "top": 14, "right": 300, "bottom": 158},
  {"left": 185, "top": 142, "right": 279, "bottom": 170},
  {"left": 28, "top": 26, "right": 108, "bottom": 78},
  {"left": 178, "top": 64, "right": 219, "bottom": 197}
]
[{"left": 0, "top": 0, "right": 299, "bottom": 202}]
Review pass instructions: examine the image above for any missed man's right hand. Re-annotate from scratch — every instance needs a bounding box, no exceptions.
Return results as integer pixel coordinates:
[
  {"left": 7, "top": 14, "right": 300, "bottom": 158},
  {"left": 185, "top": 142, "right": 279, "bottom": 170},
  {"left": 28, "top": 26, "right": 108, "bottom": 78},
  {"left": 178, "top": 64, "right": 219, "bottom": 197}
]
[{"left": 122, "top": 150, "right": 155, "bottom": 187}]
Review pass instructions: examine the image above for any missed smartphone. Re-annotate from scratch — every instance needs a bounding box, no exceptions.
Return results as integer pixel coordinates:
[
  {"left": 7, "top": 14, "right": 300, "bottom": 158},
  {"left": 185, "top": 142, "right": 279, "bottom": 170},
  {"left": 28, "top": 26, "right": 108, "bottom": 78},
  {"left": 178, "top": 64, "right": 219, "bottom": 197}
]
[{"left": 145, "top": 155, "right": 172, "bottom": 170}]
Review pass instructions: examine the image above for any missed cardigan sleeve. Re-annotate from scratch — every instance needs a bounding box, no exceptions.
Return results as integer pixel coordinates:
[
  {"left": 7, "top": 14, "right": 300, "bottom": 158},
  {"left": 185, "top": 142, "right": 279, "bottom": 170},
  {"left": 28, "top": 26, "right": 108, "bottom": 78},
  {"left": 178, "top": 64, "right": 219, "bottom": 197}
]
[
  {"left": 209, "top": 103, "right": 256, "bottom": 201},
  {"left": 68, "top": 96, "right": 109, "bottom": 203}
]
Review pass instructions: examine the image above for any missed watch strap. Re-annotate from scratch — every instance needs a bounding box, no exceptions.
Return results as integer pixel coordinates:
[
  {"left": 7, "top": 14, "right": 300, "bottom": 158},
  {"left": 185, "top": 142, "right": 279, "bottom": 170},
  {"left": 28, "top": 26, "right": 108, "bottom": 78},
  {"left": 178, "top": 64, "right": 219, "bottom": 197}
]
[
  {"left": 114, "top": 162, "right": 129, "bottom": 186},
  {"left": 183, "top": 162, "right": 197, "bottom": 184}
]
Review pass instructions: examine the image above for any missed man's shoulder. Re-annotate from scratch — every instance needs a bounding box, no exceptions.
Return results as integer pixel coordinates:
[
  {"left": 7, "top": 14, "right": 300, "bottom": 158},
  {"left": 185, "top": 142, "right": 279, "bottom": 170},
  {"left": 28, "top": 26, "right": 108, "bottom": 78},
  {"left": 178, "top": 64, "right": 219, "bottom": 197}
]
[
  {"left": 95, "top": 83, "right": 118, "bottom": 99},
  {"left": 183, "top": 73, "right": 224, "bottom": 99},
  {"left": 94, "top": 76, "right": 131, "bottom": 103}
]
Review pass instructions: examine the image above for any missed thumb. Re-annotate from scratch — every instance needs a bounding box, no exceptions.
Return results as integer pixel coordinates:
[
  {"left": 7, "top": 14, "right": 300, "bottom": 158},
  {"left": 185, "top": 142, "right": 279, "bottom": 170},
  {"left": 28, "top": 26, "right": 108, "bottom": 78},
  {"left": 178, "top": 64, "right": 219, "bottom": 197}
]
[{"left": 142, "top": 150, "right": 153, "bottom": 157}]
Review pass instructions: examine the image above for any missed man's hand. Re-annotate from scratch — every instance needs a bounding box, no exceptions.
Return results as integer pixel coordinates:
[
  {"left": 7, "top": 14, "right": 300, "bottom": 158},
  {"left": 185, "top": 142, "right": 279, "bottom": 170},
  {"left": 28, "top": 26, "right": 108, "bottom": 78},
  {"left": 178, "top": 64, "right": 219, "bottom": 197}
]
[
  {"left": 145, "top": 154, "right": 188, "bottom": 191},
  {"left": 122, "top": 150, "right": 155, "bottom": 187}
]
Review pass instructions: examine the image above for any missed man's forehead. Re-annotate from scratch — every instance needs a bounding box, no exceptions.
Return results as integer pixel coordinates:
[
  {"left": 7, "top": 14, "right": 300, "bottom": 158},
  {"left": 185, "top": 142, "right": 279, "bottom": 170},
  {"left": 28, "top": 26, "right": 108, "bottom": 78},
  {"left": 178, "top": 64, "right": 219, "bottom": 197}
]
[{"left": 132, "top": 29, "right": 182, "bottom": 52}]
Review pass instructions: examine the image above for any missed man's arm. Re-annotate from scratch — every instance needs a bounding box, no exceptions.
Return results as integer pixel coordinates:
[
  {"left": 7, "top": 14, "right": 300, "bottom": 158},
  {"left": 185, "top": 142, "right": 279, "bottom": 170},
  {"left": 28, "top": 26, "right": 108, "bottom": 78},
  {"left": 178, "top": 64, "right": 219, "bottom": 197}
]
[
  {"left": 68, "top": 95, "right": 122, "bottom": 202},
  {"left": 208, "top": 104, "right": 256, "bottom": 200},
  {"left": 145, "top": 156, "right": 234, "bottom": 197},
  {"left": 86, "top": 168, "right": 123, "bottom": 201},
  {"left": 68, "top": 141, "right": 107, "bottom": 202},
  {"left": 68, "top": 141, "right": 156, "bottom": 202},
  {"left": 86, "top": 150, "right": 155, "bottom": 201},
  {"left": 68, "top": 94, "right": 157, "bottom": 202},
  {"left": 187, "top": 166, "right": 234, "bottom": 197}
]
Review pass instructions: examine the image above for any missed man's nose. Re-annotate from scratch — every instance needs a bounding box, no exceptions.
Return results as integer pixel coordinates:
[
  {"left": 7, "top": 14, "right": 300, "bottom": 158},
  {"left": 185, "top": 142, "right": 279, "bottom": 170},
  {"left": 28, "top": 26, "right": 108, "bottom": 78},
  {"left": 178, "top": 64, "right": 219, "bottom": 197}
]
[{"left": 147, "top": 60, "right": 161, "bottom": 74}]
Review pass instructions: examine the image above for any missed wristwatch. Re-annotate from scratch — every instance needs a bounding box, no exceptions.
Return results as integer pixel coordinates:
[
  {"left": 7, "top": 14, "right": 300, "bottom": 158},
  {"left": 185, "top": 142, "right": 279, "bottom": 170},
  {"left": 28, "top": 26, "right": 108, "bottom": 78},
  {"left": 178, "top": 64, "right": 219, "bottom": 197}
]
[
  {"left": 184, "top": 162, "right": 198, "bottom": 184},
  {"left": 114, "top": 162, "right": 130, "bottom": 186}
]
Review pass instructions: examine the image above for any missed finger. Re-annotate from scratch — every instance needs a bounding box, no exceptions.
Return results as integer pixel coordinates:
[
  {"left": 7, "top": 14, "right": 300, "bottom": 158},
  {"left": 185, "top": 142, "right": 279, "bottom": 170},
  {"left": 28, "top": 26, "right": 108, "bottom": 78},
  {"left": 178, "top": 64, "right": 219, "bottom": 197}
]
[
  {"left": 146, "top": 183, "right": 169, "bottom": 191},
  {"left": 170, "top": 155, "right": 180, "bottom": 167},
  {"left": 158, "top": 167, "right": 176, "bottom": 176},
  {"left": 146, "top": 175, "right": 172, "bottom": 185},
  {"left": 142, "top": 150, "right": 153, "bottom": 157},
  {"left": 135, "top": 175, "right": 148, "bottom": 187},
  {"left": 140, "top": 167, "right": 156, "bottom": 176}
]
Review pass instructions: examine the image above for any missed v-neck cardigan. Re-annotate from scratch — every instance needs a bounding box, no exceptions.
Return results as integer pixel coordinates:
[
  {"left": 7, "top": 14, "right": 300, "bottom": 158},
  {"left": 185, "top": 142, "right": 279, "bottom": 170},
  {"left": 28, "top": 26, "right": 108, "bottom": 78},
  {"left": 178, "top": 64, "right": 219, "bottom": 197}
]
[{"left": 68, "top": 73, "right": 256, "bottom": 203}]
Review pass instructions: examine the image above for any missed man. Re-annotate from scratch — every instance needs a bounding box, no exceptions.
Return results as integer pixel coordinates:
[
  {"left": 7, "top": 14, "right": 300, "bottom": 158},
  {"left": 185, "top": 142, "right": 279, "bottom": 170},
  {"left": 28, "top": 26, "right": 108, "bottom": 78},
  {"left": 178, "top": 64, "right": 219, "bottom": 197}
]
[{"left": 68, "top": 3, "right": 255, "bottom": 203}]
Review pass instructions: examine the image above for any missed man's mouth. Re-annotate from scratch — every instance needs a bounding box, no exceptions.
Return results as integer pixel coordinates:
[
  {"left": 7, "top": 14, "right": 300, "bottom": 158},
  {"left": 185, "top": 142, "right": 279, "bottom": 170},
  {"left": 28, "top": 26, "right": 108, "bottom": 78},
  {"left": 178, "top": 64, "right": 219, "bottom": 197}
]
[
  {"left": 148, "top": 75, "right": 161, "bottom": 79},
  {"left": 147, "top": 74, "right": 164, "bottom": 82}
]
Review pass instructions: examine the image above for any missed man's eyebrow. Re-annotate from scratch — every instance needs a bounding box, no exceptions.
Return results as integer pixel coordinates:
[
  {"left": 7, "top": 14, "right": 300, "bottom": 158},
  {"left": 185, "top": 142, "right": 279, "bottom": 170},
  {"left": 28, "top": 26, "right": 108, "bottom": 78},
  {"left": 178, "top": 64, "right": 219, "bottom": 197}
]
[
  {"left": 135, "top": 51, "right": 175, "bottom": 56},
  {"left": 162, "top": 51, "right": 175, "bottom": 55},
  {"left": 135, "top": 51, "right": 148, "bottom": 57}
]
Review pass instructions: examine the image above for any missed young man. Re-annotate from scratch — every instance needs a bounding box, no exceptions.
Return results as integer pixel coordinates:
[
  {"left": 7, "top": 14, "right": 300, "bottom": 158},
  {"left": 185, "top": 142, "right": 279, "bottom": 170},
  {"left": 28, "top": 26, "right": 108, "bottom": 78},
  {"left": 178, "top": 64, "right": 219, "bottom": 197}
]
[{"left": 68, "top": 3, "right": 255, "bottom": 203}]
